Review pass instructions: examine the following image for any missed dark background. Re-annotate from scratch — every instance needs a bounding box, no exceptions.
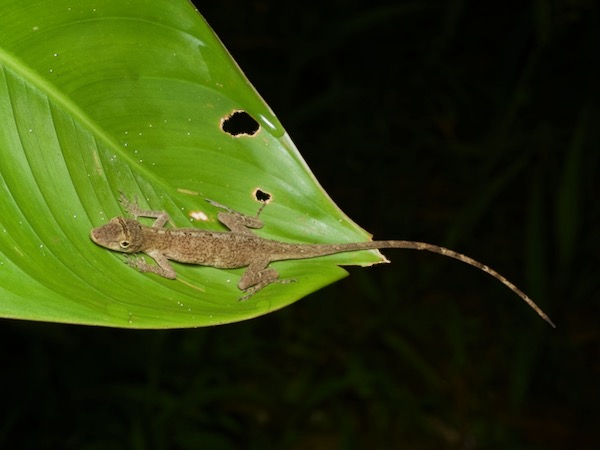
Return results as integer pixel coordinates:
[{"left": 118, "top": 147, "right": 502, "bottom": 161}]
[{"left": 2, "top": 1, "right": 599, "bottom": 448}]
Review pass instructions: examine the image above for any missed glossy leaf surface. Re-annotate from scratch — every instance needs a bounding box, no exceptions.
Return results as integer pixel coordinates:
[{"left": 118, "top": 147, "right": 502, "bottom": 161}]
[{"left": 0, "top": 0, "right": 383, "bottom": 327}]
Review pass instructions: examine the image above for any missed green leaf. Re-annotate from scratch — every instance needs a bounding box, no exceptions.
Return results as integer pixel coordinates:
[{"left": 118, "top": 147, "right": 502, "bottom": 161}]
[{"left": 0, "top": 0, "right": 383, "bottom": 328}]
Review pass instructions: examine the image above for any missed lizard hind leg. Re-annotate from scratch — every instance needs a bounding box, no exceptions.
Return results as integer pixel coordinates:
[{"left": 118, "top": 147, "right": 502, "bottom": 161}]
[
  {"left": 205, "top": 198, "right": 265, "bottom": 234},
  {"left": 237, "top": 260, "right": 295, "bottom": 301}
]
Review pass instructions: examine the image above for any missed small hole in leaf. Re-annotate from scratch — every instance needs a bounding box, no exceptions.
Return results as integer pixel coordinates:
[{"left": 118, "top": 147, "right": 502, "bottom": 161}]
[
  {"left": 254, "top": 189, "right": 271, "bottom": 202},
  {"left": 221, "top": 110, "right": 260, "bottom": 137}
]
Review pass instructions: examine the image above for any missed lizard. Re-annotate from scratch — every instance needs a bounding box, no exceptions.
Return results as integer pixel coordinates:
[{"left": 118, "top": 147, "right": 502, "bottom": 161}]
[{"left": 90, "top": 194, "right": 555, "bottom": 327}]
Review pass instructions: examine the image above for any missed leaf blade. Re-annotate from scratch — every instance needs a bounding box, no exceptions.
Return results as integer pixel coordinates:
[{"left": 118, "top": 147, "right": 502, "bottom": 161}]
[{"left": 0, "top": 0, "right": 383, "bottom": 328}]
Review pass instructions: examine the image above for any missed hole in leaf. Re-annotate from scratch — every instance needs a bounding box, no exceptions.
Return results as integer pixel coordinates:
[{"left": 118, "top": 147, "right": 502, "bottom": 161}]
[
  {"left": 221, "top": 110, "right": 260, "bottom": 137},
  {"left": 254, "top": 189, "right": 271, "bottom": 202}
]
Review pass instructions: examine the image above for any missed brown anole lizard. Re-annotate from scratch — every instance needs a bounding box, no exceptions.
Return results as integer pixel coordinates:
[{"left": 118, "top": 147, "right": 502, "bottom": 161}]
[{"left": 90, "top": 194, "right": 555, "bottom": 327}]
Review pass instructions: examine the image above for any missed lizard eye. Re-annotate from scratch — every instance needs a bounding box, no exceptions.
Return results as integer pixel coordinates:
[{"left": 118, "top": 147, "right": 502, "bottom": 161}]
[{"left": 120, "top": 240, "right": 130, "bottom": 249}]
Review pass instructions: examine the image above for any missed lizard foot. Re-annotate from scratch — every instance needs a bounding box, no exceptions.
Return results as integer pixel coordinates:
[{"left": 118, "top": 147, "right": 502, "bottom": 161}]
[
  {"left": 124, "top": 255, "right": 149, "bottom": 272},
  {"left": 119, "top": 193, "right": 147, "bottom": 218},
  {"left": 206, "top": 197, "right": 267, "bottom": 219},
  {"left": 205, "top": 198, "right": 237, "bottom": 214},
  {"left": 238, "top": 278, "right": 296, "bottom": 301}
]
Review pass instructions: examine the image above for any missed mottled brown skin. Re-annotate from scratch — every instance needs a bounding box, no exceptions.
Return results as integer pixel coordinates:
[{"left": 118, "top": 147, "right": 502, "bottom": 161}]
[{"left": 90, "top": 195, "right": 555, "bottom": 327}]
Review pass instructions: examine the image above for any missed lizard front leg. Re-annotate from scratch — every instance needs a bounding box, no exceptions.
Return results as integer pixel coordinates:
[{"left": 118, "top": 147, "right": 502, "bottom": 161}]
[
  {"left": 119, "top": 193, "right": 170, "bottom": 228},
  {"left": 126, "top": 250, "right": 177, "bottom": 279},
  {"left": 238, "top": 260, "right": 295, "bottom": 300}
]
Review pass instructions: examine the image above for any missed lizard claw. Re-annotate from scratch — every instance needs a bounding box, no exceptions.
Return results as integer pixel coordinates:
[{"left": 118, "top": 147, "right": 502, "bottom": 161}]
[
  {"left": 205, "top": 198, "right": 236, "bottom": 213},
  {"left": 118, "top": 191, "right": 132, "bottom": 207}
]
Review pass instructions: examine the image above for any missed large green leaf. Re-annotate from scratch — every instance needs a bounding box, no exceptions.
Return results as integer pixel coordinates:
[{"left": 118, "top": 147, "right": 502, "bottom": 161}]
[{"left": 0, "top": 0, "right": 384, "bottom": 328}]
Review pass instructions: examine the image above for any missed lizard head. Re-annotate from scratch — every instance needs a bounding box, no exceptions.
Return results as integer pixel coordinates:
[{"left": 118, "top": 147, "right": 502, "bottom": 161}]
[{"left": 90, "top": 217, "right": 144, "bottom": 253}]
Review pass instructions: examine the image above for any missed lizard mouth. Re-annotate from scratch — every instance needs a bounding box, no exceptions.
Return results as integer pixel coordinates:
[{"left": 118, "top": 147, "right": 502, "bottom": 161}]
[{"left": 89, "top": 227, "right": 103, "bottom": 245}]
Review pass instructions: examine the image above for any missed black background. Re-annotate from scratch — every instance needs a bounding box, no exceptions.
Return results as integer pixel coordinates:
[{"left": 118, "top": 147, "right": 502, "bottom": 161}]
[{"left": 2, "top": 1, "right": 599, "bottom": 448}]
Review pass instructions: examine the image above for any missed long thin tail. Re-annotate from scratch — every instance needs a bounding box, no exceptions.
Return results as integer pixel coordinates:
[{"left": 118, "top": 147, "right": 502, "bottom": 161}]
[{"left": 302, "top": 240, "right": 555, "bottom": 327}]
